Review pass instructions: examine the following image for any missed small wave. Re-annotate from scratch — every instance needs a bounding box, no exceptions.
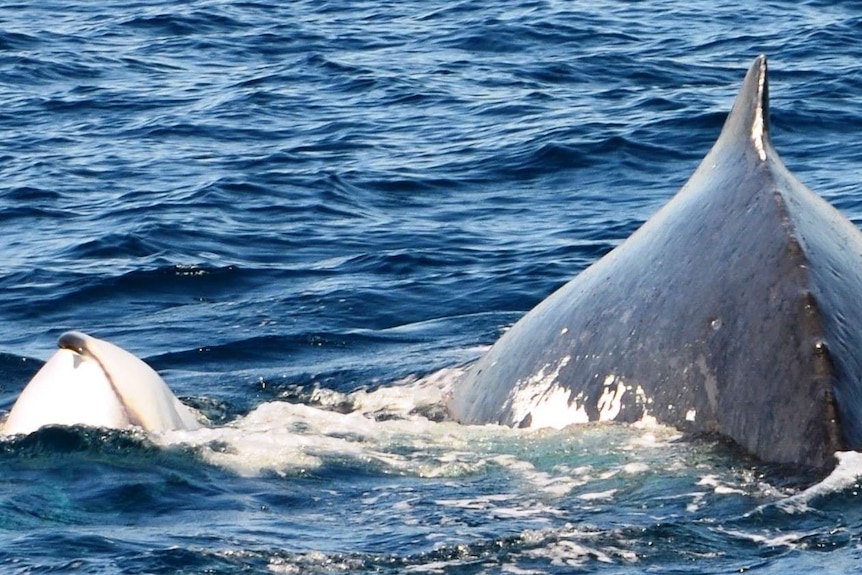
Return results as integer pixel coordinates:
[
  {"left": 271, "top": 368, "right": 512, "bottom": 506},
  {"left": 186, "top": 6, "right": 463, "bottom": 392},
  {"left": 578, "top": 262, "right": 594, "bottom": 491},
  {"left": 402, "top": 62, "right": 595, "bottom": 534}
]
[
  {"left": 0, "top": 425, "right": 155, "bottom": 457},
  {"left": 118, "top": 9, "right": 248, "bottom": 38},
  {"left": 767, "top": 451, "right": 862, "bottom": 514}
]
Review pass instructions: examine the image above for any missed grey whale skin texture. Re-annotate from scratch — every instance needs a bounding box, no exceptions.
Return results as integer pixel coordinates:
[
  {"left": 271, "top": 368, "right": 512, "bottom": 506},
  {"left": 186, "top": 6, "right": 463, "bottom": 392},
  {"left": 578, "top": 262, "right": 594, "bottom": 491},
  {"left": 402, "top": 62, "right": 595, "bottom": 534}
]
[{"left": 447, "top": 55, "right": 862, "bottom": 470}]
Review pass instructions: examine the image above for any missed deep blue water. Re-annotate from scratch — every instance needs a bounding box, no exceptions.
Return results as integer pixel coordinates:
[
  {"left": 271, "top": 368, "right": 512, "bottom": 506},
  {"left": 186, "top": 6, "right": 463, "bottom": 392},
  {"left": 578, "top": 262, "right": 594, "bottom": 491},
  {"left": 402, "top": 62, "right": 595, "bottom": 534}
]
[{"left": 1, "top": 1, "right": 862, "bottom": 573}]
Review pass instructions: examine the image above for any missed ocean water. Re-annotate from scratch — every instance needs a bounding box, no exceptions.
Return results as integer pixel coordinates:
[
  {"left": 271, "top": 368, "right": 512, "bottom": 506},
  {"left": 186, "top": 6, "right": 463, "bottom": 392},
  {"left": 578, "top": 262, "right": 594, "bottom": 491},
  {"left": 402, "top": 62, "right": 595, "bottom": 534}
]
[{"left": 1, "top": 1, "right": 862, "bottom": 573}]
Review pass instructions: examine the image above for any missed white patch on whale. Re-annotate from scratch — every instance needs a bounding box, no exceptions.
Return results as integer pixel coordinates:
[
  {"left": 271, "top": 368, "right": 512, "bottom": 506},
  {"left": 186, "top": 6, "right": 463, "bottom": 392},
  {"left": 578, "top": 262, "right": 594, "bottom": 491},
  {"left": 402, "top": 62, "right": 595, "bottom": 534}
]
[
  {"left": 2, "top": 331, "right": 201, "bottom": 435},
  {"left": 503, "top": 355, "right": 590, "bottom": 429},
  {"left": 597, "top": 375, "right": 626, "bottom": 421},
  {"left": 503, "top": 360, "right": 659, "bottom": 430}
]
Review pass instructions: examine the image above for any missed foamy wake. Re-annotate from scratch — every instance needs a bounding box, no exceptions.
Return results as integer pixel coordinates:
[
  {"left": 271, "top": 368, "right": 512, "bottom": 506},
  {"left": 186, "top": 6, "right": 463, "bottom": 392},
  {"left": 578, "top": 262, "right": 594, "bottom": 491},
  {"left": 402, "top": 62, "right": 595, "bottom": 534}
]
[
  {"left": 155, "top": 366, "right": 679, "bottom": 488},
  {"left": 157, "top": 366, "right": 497, "bottom": 477}
]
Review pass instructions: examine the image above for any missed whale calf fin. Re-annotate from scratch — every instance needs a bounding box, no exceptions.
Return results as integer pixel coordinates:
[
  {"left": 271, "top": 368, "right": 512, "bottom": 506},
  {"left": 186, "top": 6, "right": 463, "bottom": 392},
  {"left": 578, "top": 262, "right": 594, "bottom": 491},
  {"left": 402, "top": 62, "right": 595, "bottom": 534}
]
[{"left": 2, "top": 331, "right": 201, "bottom": 436}]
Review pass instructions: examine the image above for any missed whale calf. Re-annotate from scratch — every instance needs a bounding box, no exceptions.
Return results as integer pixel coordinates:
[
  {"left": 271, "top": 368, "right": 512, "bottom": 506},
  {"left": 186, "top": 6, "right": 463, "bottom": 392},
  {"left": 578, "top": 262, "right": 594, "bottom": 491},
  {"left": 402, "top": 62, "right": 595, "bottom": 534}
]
[
  {"left": 447, "top": 56, "right": 862, "bottom": 470},
  {"left": 2, "top": 331, "right": 201, "bottom": 435}
]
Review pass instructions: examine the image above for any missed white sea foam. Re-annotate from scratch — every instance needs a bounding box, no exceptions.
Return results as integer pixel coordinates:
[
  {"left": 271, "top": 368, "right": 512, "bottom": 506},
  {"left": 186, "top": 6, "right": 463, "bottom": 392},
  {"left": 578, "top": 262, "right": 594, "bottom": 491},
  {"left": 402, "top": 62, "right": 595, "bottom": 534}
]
[
  {"left": 152, "top": 361, "right": 775, "bottom": 565},
  {"left": 157, "top": 366, "right": 516, "bottom": 477},
  {"left": 772, "top": 451, "right": 862, "bottom": 513},
  {"left": 153, "top": 369, "right": 801, "bottom": 575},
  {"left": 155, "top": 365, "right": 685, "bottom": 491}
]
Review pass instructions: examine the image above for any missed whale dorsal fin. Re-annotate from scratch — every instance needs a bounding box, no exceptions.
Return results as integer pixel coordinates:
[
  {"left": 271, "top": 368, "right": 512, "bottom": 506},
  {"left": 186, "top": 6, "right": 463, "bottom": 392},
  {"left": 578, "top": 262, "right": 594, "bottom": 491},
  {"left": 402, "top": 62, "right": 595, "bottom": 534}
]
[
  {"left": 448, "top": 56, "right": 862, "bottom": 469},
  {"left": 716, "top": 54, "right": 770, "bottom": 161}
]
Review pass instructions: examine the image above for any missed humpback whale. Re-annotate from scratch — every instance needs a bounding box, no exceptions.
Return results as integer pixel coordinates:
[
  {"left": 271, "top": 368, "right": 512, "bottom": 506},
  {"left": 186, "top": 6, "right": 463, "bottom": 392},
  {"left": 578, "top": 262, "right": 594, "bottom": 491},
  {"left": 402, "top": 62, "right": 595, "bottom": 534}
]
[
  {"left": 447, "top": 56, "right": 862, "bottom": 470},
  {"left": 2, "top": 331, "right": 201, "bottom": 435}
]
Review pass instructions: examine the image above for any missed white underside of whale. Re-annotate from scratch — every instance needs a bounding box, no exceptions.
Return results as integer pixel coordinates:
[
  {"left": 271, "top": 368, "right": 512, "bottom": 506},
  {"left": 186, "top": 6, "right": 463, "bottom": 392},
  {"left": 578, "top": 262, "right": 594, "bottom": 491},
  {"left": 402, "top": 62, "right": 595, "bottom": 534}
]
[{"left": 2, "top": 332, "right": 201, "bottom": 436}]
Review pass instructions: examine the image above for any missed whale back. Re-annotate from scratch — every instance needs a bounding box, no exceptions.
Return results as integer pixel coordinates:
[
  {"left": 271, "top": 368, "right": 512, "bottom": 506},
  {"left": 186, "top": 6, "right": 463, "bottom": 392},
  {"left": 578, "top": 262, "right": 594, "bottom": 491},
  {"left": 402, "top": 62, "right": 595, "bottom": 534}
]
[
  {"left": 447, "top": 56, "right": 862, "bottom": 469},
  {"left": 3, "top": 331, "right": 200, "bottom": 435},
  {"left": 2, "top": 348, "right": 131, "bottom": 434}
]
